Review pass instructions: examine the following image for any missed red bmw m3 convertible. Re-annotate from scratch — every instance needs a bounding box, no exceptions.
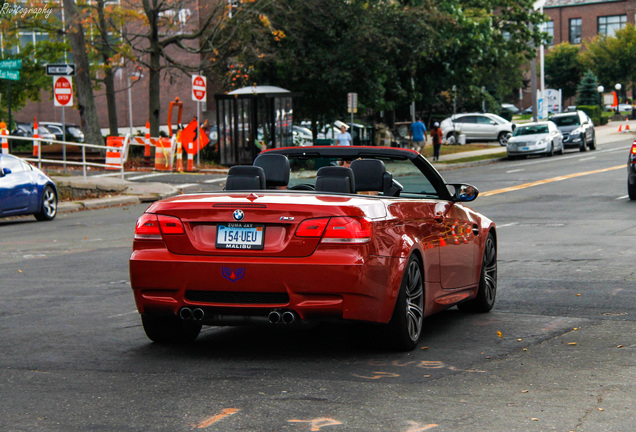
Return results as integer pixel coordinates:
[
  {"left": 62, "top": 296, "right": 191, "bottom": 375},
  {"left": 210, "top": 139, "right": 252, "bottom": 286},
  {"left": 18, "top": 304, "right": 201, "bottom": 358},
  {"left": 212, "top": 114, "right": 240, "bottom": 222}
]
[{"left": 130, "top": 146, "right": 497, "bottom": 350}]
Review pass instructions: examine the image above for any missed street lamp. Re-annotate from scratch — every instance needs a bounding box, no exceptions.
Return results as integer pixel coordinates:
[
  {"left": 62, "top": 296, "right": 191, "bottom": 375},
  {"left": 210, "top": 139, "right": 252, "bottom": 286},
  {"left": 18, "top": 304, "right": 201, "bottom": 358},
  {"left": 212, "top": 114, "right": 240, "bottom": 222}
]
[
  {"left": 597, "top": 85, "right": 604, "bottom": 109},
  {"left": 615, "top": 83, "right": 622, "bottom": 114}
]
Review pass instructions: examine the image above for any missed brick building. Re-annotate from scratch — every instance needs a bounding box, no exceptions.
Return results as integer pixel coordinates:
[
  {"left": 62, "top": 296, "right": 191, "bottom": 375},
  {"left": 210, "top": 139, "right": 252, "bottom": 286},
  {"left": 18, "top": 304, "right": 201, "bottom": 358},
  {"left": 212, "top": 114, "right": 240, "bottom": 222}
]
[{"left": 544, "top": 0, "right": 635, "bottom": 45}]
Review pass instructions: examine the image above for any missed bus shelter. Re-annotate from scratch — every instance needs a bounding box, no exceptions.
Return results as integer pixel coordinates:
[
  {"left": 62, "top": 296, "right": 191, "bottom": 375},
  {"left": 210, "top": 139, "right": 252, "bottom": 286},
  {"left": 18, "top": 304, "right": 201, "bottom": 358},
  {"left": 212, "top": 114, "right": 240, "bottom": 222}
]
[{"left": 215, "top": 86, "right": 296, "bottom": 165}]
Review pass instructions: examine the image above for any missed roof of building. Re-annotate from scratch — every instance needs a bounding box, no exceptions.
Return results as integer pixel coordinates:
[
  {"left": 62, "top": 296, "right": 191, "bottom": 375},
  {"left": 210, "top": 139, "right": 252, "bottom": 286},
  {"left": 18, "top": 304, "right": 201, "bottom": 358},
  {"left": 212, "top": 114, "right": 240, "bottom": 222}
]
[{"left": 545, "top": 0, "right": 624, "bottom": 7}]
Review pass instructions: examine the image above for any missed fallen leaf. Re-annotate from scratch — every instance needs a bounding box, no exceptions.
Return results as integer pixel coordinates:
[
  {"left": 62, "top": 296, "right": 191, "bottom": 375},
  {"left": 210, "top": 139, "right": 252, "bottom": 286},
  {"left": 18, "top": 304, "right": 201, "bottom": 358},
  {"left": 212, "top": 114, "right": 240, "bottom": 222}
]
[
  {"left": 598, "top": 408, "right": 604, "bottom": 411},
  {"left": 497, "top": 331, "right": 503, "bottom": 338},
  {"left": 531, "top": 418, "right": 539, "bottom": 421},
  {"left": 522, "top": 390, "right": 529, "bottom": 393},
  {"left": 568, "top": 342, "right": 577, "bottom": 346},
  {"left": 421, "top": 346, "right": 429, "bottom": 350},
  {"left": 577, "top": 293, "right": 581, "bottom": 296},
  {"left": 617, "top": 345, "right": 624, "bottom": 348},
  {"left": 573, "top": 327, "right": 579, "bottom": 330},
  {"left": 522, "top": 348, "right": 528, "bottom": 351},
  {"left": 18, "top": 269, "right": 22, "bottom": 273},
  {"left": 517, "top": 338, "right": 522, "bottom": 342}
]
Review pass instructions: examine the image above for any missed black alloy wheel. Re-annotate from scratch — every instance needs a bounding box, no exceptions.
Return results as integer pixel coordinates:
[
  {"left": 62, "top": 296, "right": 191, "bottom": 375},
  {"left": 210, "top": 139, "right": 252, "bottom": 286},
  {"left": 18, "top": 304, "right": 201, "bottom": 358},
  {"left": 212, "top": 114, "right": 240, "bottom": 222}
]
[
  {"left": 458, "top": 233, "right": 497, "bottom": 313},
  {"left": 386, "top": 254, "right": 424, "bottom": 351}
]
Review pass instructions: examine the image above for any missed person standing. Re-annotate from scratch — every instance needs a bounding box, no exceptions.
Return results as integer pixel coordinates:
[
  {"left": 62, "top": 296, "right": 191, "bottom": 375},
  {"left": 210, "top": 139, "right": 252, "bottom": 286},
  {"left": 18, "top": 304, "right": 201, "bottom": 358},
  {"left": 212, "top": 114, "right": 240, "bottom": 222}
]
[
  {"left": 430, "top": 121, "right": 444, "bottom": 161},
  {"left": 409, "top": 118, "right": 427, "bottom": 153},
  {"left": 336, "top": 125, "right": 352, "bottom": 146}
]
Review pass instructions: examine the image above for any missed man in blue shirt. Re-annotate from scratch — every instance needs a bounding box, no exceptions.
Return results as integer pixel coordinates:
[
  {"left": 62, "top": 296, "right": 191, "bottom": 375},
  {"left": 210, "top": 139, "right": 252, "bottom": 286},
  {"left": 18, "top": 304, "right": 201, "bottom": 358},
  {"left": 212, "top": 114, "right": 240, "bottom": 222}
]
[{"left": 409, "top": 118, "right": 428, "bottom": 153}]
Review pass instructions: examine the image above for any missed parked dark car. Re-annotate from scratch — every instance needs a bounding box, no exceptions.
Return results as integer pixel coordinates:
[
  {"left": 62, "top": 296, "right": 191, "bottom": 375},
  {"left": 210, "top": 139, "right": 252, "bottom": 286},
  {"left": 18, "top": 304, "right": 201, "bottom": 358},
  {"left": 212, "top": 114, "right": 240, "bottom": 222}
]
[
  {"left": 10, "top": 122, "right": 56, "bottom": 149},
  {"left": 549, "top": 110, "right": 596, "bottom": 152},
  {"left": 40, "top": 122, "right": 85, "bottom": 143},
  {"left": 0, "top": 154, "right": 58, "bottom": 221},
  {"left": 628, "top": 140, "right": 636, "bottom": 200}
]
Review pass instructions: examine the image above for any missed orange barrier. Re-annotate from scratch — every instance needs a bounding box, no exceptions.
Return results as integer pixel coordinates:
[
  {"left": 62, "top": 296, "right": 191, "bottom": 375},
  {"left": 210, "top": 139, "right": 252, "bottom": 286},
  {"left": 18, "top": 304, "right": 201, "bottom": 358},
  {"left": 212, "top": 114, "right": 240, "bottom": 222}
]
[
  {"left": 1, "top": 122, "right": 8, "bottom": 154},
  {"left": 106, "top": 136, "right": 124, "bottom": 170},
  {"left": 154, "top": 138, "right": 173, "bottom": 171},
  {"left": 33, "top": 117, "right": 40, "bottom": 157},
  {"left": 144, "top": 119, "right": 151, "bottom": 157}
]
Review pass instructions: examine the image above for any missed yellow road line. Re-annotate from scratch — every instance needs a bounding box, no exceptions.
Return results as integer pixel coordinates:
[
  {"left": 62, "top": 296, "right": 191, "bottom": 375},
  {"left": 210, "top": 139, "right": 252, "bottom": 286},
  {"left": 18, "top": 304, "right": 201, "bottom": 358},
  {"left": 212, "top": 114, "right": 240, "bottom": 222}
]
[
  {"left": 196, "top": 408, "right": 240, "bottom": 429},
  {"left": 481, "top": 165, "right": 624, "bottom": 197}
]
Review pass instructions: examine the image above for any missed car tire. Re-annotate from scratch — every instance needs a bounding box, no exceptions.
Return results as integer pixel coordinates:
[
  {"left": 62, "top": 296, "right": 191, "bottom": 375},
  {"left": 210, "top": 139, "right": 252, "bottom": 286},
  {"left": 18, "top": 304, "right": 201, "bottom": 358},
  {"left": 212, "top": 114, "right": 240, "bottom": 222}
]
[
  {"left": 458, "top": 233, "right": 497, "bottom": 313},
  {"left": 141, "top": 314, "right": 202, "bottom": 344},
  {"left": 385, "top": 254, "right": 424, "bottom": 351},
  {"left": 34, "top": 185, "right": 57, "bottom": 221},
  {"left": 579, "top": 137, "right": 587, "bottom": 152},
  {"left": 589, "top": 133, "right": 596, "bottom": 150},
  {"left": 498, "top": 132, "right": 510, "bottom": 146},
  {"left": 545, "top": 142, "right": 554, "bottom": 157},
  {"left": 628, "top": 179, "right": 636, "bottom": 200},
  {"left": 446, "top": 132, "right": 459, "bottom": 145}
]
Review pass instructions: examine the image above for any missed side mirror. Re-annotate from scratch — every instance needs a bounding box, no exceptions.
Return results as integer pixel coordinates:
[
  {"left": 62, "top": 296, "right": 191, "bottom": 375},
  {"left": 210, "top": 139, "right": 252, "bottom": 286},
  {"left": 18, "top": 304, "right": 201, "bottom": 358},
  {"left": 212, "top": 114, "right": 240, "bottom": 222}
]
[
  {"left": 0, "top": 167, "right": 11, "bottom": 177},
  {"left": 447, "top": 183, "right": 479, "bottom": 202}
]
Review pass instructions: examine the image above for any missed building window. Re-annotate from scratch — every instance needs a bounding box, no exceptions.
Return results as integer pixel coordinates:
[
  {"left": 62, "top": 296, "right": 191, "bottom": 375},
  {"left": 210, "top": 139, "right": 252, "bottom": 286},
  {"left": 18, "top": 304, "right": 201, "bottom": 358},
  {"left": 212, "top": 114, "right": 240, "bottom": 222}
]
[
  {"left": 545, "top": 20, "right": 554, "bottom": 45},
  {"left": 569, "top": 18, "right": 582, "bottom": 44},
  {"left": 598, "top": 15, "right": 627, "bottom": 37}
]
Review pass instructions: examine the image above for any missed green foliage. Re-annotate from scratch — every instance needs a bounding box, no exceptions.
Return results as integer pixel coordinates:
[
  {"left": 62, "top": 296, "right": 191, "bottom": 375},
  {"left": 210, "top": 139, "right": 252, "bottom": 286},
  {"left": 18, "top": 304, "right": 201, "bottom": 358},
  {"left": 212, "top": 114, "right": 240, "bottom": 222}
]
[
  {"left": 545, "top": 43, "right": 583, "bottom": 100},
  {"left": 577, "top": 105, "right": 602, "bottom": 125},
  {"left": 575, "top": 70, "right": 600, "bottom": 106},
  {"left": 582, "top": 24, "right": 636, "bottom": 90}
]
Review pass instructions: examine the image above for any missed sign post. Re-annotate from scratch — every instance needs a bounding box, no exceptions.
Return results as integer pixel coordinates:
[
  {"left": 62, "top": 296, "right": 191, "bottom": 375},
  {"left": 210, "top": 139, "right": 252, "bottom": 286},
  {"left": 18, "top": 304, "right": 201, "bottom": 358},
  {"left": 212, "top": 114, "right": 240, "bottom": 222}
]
[
  {"left": 192, "top": 74, "right": 207, "bottom": 166},
  {"left": 347, "top": 92, "right": 358, "bottom": 136},
  {"left": 53, "top": 76, "right": 73, "bottom": 172}
]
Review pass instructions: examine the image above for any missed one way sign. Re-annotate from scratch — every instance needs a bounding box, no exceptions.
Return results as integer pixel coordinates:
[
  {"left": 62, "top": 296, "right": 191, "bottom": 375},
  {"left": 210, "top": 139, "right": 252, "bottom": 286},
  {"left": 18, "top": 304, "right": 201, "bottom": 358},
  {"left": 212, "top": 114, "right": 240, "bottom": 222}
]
[{"left": 46, "top": 64, "right": 76, "bottom": 76}]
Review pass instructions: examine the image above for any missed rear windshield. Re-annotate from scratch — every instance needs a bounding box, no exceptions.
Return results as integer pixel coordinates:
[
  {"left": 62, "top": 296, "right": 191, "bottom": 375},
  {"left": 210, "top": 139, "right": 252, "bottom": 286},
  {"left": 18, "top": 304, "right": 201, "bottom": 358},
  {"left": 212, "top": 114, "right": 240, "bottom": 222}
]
[{"left": 550, "top": 115, "right": 579, "bottom": 126}]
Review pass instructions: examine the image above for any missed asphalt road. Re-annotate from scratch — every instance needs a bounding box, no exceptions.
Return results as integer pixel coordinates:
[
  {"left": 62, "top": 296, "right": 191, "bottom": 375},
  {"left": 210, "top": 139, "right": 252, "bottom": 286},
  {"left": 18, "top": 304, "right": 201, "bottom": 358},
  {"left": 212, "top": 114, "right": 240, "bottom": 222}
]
[{"left": 1, "top": 129, "right": 634, "bottom": 432}]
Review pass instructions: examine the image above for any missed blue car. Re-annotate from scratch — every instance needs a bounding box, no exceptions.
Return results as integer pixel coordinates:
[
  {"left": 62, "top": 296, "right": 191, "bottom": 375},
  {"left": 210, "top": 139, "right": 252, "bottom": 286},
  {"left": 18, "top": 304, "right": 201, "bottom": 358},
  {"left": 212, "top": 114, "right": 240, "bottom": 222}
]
[{"left": 0, "top": 154, "right": 58, "bottom": 221}]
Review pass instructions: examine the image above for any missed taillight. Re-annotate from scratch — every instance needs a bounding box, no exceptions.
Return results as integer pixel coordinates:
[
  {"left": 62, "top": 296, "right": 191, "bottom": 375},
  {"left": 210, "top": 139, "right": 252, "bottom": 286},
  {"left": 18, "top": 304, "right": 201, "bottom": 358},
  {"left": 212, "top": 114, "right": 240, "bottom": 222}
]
[
  {"left": 295, "top": 217, "right": 330, "bottom": 237},
  {"left": 322, "top": 217, "right": 372, "bottom": 243},
  {"left": 631, "top": 143, "right": 636, "bottom": 163},
  {"left": 158, "top": 215, "right": 185, "bottom": 234},
  {"left": 134, "top": 214, "right": 184, "bottom": 239}
]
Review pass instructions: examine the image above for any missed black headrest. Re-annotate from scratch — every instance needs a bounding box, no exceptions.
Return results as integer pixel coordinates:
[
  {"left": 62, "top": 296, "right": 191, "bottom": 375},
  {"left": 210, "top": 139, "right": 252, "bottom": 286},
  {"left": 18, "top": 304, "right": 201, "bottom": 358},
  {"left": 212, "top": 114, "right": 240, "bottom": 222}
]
[
  {"left": 254, "top": 154, "right": 290, "bottom": 189},
  {"left": 350, "top": 159, "right": 386, "bottom": 192},
  {"left": 225, "top": 165, "right": 266, "bottom": 190},
  {"left": 315, "top": 166, "right": 355, "bottom": 194}
]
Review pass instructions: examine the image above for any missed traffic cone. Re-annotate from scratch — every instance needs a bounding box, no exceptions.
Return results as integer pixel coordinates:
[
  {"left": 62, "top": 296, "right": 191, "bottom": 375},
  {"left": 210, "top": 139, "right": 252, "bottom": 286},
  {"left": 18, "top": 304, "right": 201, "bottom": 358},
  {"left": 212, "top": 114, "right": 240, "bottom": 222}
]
[
  {"left": 1, "top": 122, "right": 8, "bottom": 154},
  {"left": 32, "top": 117, "right": 39, "bottom": 156},
  {"left": 626, "top": 118, "right": 630, "bottom": 132},
  {"left": 144, "top": 119, "right": 151, "bottom": 158},
  {"left": 618, "top": 124, "right": 623, "bottom": 133},
  {"left": 186, "top": 142, "right": 194, "bottom": 172}
]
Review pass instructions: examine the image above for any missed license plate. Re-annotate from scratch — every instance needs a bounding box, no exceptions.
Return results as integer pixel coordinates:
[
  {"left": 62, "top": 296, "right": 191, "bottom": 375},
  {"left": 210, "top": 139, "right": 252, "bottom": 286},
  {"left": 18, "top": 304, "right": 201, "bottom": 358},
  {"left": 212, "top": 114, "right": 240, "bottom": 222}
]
[
  {"left": 522, "top": 147, "right": 529, "bottom": 151},
  {"left": 216, "top": 223, "right": 264, "bottom": 250}
]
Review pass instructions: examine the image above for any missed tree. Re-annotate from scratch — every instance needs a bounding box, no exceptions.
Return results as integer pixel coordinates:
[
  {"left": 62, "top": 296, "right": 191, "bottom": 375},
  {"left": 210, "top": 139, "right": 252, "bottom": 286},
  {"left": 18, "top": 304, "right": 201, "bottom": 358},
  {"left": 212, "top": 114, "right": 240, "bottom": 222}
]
[
  {"left": 63, "top": 0, "right": 103, "bottom": 145},
  {"left": 582, "top": 24, "right": 636, "bottom": 100},
  {"left": 544, "top": 42, "right": 583, "bottom": 101},
  {"left": 120, "top": 0, "right": 271, "bottom": 136},
  {"left": 575, "top": 70, "right": 600, "bottom": 106}
]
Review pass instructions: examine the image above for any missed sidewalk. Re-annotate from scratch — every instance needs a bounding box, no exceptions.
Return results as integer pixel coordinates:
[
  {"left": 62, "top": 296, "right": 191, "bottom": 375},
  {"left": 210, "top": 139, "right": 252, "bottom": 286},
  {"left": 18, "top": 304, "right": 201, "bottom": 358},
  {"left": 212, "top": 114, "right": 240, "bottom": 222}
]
[{"left": 53, "top": 122, "right": 625, "bottom": 214}]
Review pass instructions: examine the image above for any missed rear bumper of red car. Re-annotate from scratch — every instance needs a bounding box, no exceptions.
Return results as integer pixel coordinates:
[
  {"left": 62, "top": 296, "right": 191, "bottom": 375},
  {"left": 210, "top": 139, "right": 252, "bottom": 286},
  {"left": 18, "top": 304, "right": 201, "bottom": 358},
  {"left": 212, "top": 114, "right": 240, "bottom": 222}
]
[{"left": 130, "top": 248, "right": 406, "bottom": 325}]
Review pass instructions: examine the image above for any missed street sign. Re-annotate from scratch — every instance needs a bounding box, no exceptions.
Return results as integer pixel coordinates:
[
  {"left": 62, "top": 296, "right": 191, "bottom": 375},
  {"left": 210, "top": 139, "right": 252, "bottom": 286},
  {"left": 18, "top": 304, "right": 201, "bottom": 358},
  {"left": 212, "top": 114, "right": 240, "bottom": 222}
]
[
  {"left": 0, "top": 59, "right": 21, "bottom": 70},
  {"left": 46, "top": 64, "right": 76, "bottom": 76},
  {"left": 347, "top": 92, "right": 358, "bottom": 113},
  {"left": 0, "top": 70, "right": 20, "bottom": 80},
  {"left": 192, "top": 74, "right": 207, "bottom": 101},
  {"left": 54, "top": 76, "right": 73, "bottom": 107}
]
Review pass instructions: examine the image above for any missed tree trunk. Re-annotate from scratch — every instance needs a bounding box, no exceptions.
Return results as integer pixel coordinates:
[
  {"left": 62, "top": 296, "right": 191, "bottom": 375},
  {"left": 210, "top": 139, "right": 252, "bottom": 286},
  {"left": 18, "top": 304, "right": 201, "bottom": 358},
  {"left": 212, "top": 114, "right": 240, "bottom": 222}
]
[
  {"left": 97, "top": 0, "right": 118, "bottom": 137},
  {"left": 63, "top": 0, "right": 103, "bottom": 145},
  {"left": 144, "top": 0, "right": 161, "bottom": 137}
]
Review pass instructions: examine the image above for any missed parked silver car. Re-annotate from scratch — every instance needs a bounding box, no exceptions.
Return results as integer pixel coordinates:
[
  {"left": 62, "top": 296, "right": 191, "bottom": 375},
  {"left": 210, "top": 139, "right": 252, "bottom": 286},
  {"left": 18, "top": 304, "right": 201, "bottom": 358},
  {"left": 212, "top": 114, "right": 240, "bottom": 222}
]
[
  {"left": 549, "top": 110, "right": 595, "bottom": 152},
  {"left": 440, "top": 113, "right": 514, "bottom": 146},
  {"left": 506, "top": 121, "right": 563, "bottom": 158}
]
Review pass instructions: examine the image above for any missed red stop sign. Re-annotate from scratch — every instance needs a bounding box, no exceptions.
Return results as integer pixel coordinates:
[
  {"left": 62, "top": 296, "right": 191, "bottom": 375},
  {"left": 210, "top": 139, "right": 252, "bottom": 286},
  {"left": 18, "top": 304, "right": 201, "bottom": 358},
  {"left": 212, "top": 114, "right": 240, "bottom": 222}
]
[{"left": 54, "top": 76, "right": 73, "bottom": 107}]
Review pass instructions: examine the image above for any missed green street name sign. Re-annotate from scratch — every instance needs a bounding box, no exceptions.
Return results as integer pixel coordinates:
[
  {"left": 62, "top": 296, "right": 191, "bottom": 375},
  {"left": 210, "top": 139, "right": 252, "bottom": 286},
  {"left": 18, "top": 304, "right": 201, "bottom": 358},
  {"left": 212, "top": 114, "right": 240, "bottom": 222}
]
[
  {"left": 0, "top": 59, "right": 22, "bottom": 70},
  {"left": 0, "top": 69, "right": 20, "bottom": 80}
]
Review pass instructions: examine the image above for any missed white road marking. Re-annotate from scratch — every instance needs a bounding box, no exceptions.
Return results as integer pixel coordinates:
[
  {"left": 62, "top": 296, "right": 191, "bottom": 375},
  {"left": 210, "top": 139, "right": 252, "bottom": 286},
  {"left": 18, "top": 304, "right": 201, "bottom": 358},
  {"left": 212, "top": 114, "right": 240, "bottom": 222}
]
[
  {"left": 175, "top": 183, "right": 199, "bottom": 189},
  {"left": 506, "top": 169, "right": 524, "bottom": 173},
  {"left": 616, "top": 195, "right": 629, "bottom": 200},
  {"left": 126, "top": 173, "right": 168, "bottom": 180}
]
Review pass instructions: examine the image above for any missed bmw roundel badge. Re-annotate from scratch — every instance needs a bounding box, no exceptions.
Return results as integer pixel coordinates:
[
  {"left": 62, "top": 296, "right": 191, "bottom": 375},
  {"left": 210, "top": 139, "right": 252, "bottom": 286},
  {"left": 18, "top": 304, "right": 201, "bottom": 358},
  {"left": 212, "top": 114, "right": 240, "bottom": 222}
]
[{"left": 233, "top": 209, "right": 245, "bottom": 221}]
